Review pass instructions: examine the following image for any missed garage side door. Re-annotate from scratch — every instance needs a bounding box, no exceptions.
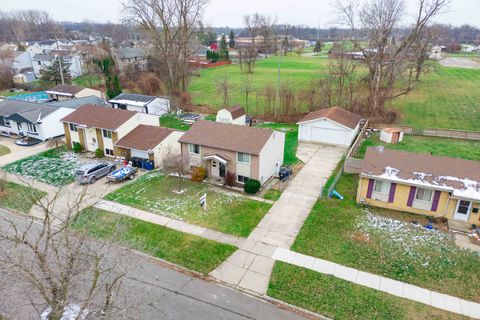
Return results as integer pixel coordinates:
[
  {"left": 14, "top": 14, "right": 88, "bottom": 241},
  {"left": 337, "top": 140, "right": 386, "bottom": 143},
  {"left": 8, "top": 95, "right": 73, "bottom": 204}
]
[{"left": 311, "top": 127, "right": 348, "bottom": 146}]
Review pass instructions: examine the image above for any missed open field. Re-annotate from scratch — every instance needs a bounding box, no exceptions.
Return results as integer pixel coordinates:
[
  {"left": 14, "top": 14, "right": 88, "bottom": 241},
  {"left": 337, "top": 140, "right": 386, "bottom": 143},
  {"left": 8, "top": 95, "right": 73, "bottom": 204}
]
[
  {"left": 72, "top": 208, "right": 236, "bottom": 274},
  {"left": 0, "top": 181, "right": 47, "bottom": 213},
  {"left": 268, "top": 262, "right": 465, "bottom": 320},
  {"left": 358, "top": 134, "right": 480, "bottom": 160},
  {"left": 105, "top": 173, "right": 271, "bottom": 237},
  {"left": 291, "top": 173, "right": 480, "bottom": 302}
]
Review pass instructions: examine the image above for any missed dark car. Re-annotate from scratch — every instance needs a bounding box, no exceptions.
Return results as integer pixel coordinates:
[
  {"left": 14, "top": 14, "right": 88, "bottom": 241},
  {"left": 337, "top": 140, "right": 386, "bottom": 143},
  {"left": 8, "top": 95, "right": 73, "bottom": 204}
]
[{"left": 75, "top": 162, "right": 116, "bottom": 184}]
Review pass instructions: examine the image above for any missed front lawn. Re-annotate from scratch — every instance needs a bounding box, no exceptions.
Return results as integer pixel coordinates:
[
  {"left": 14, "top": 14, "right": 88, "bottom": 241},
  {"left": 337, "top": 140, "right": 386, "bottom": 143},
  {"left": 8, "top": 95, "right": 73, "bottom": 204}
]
[
  {"left": 159, "top": 115, "right": 191, "bottom": 131},
  {"left": 105, "top": 173, "right": 271, "bottom": 237},
  {"left": 0, "top": 145, "right": 10, "bottom": 156},
  {"left": 0, "top": 181, "right": 47, "bottom": 213},
  {"left": 292, "top": 173, "right": 480, "bottom": 302},
  {"left": 257, "top": 123, "right": 299, "bottom": 165},
  {"left": 2, "top": 147, "right": 79, "bottom": 186},
  {"left": 268, "top": 262, "right": 467, "bottom": 320},
  {"left": 72, "top": 208, "right": 236, "bottom": 274},
  {"left": 358, "top": 134, "right": 480, "bottom": 161},
  {"left": 263, "top": 189, "right": 282, "bottom": 201}
]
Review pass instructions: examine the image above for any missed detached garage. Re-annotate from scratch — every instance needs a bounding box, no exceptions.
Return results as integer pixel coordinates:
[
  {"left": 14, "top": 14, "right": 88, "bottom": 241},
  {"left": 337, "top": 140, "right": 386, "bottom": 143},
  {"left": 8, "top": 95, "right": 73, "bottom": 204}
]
[{"left": 297, "top": 107, "right": 362, "bottom": 147}]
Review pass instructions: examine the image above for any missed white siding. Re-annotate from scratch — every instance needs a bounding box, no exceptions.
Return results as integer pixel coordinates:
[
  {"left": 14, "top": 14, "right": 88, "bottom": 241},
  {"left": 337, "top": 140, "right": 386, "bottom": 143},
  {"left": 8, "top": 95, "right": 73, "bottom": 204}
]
[
  {"left": 131, "top": 149, "right": 149, "bottom": 159},
  {"left": 216, "top": 109, "right": 246, "bottom": 125},
  {"left": 76, "top": 88, "right": 102, "bottom": 99},
  {"left": 154, "top": 131, "right": 184, "bottom": 168},
  {"left": 258, "top": 130, "right": 285, "bottom": 184},
  {"left": 116, "top": 113, "right": 160, "bottom": 140},
  {"left": 298, "top": 118, "right": 359, "bottom": 147},
  {"left": 36, "top": 108, "right": 75, "bottom": 141},
  {"left": 146, "top": 97, "right": 170, "bottom": 116}
]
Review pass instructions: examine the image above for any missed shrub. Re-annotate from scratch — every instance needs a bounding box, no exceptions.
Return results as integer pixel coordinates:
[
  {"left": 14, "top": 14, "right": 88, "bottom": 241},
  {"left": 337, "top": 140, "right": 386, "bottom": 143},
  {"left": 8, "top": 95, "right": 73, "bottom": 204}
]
[
  {"left": 244, "top": 179, "right": 261, "bottom": 194},
  {"left": 72, "top": 142, "right": 82, "bottom": 153},
  {"left": 191, "top": 166, "right": 207, "bottom": 182},
  {"left": 95, "top": 148, "right": 104, "bottom": 158},
  {"left": 225, "top": 171, "right": 236, "bottom": 186}
]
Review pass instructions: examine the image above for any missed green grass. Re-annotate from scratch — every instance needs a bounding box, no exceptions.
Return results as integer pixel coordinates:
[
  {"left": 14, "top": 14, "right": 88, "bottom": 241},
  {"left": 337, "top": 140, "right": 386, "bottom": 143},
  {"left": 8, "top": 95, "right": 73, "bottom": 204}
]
[
  {"left": 0, "top": 90, "right": 32, "bottom": 97},
  {"left": 257, "top": 123, "right": 299, "bottom": 165},
  {"left": 268, "top": 262, "right": 467, "bottom": 320},
  {"left": 159, "top": 115, "right": 191, "bottom": 131},
  {"left": 2, "top": 147, "right": 78, "bottom": 186},
  {"left": 72, "top": 208, "right": 236, "bottom": 274},
  {"left": 0, "top": 181, "right": 47, "bottom": 213},
  {"left": 72, "top": 74, "right": 105, "bottom": 87},
  {"left": 105, "top": 173, "right": 271, "bottom": 237},
  {"left": 292, "top": 173, "right": 480, "bottom": 302},
  {"left": 0, "top": 145, "right": 10, "bottom": 156},
  {"left": 263, "top": 189, "right": 282, "bottom": 201},
  {"left": 357, "top": 134, "right": 480, "bottom": 160}
]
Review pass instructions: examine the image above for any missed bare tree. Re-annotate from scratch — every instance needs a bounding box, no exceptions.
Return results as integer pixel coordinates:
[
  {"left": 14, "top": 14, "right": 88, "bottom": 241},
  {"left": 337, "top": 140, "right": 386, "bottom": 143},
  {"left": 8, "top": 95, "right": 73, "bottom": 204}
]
[
  {"left": 242, "top": 13, "right": 263, "bottom": 73},
  {"left": 335, "top": 0, "right": 450, "bottom": 115},
  {"left": 0, "top": 10, "right": 62, "bottom": 42},
  {"left": 216, "top": 73, "right": 229, "bottom": 108},
  {"left": 0, "top": 185, "right": 128, "bottom": 320},
  {"left": 243, "top": 75, "right": 253, "bottom": 113},
  {"left": 123, "top": 0, "right": 209, "bottom": 93},
  {"left": 162, "top": 149, "right": 190, "bottom": 192},
  {"left": 259, "top": 15, "right": 277, "bottom": 58}
]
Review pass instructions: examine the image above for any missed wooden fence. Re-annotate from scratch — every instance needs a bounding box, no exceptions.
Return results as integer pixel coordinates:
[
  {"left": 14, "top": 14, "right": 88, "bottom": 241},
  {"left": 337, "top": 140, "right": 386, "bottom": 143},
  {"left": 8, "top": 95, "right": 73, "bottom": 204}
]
[{"left": 422, "top": 128, "right": 480, "bottom": 141}]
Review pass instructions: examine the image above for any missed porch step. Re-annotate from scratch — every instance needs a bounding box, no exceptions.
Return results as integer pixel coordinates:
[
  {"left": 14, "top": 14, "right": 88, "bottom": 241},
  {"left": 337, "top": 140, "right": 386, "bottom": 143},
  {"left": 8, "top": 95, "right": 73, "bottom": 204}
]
[{"left": 448, "top": 220, "right": 471, "bottom": 233}]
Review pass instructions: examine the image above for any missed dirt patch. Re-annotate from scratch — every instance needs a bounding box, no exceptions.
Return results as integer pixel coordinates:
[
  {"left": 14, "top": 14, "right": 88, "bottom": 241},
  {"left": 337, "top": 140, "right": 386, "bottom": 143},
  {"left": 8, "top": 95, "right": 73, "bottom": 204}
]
[{"left": 439, "top": 57, "right": 480, "bottom": 69}]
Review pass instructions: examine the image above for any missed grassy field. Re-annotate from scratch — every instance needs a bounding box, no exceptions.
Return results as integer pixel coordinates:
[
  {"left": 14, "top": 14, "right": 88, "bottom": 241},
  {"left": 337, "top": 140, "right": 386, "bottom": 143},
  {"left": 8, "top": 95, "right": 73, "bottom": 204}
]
[
  {"left": 257, "top": 123, "right": 299, "bottom": 165},
  {"left": 268, "top": 262, "right": 467, "bottom": 320},
  {"left": 159, "top": 115, "right": 191, "bottom": 131},
  {"left": 72, "top": 208, "right": 236, "bottom": 274},
  {"left": 0, "top": 145, "right": 10, "bottom": 156},
  {"left": 0, "top": 181, "right": 47, "bottom": 213},
  {"left": 72, "top": 74, "right": 105, "bottom": 88},
  {"left": 291, "top": 173, "right": 480, "bottom": 302},
  {"left": 105, "top": 173, "right": 271, "bottom": 237},
  {"left": 358, "top": 134, "right": 480, "bottom": 160}
]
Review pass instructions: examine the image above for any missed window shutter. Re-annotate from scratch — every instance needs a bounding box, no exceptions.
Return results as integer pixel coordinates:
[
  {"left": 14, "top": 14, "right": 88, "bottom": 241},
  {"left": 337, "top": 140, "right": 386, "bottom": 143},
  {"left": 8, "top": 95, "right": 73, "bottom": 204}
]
[
  {"left": 388, "top": 183, "right": 397, "bottom": 203},
  {"left": 431, "top": 190, "right": 441, "bottom": 212},
  {"left": 366, "top": 179, "right": 374, "bottom": 199},
  {"left": 407, "top": 186, "right": 417, "bottom": 207}
]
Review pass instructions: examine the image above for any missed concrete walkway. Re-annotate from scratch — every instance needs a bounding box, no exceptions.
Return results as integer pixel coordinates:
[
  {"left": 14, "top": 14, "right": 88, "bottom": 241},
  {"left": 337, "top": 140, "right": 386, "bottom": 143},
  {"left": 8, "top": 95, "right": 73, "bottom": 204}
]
[
  {"left": 272, "top": 247, "right": 480, "bottom": 319},
  {"left": 95, "top": 200, "right": 244, "bottom": 246},
  {"left": 210, "top": 143, "right": 347, "bottom": 295}
]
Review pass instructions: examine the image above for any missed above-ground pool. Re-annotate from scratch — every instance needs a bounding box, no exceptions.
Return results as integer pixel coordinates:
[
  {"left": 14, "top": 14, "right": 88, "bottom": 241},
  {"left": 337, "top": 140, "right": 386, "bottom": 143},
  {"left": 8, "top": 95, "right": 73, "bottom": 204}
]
[{"left": 7, "top": 91, "right": 49, "bottom": 103}]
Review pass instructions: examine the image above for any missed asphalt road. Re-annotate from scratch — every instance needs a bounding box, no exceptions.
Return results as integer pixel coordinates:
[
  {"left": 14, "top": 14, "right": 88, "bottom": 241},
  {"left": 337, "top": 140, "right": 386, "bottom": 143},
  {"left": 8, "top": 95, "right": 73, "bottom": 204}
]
[{"left": 0, "top": 209, "right": 309, "bottom": 320}]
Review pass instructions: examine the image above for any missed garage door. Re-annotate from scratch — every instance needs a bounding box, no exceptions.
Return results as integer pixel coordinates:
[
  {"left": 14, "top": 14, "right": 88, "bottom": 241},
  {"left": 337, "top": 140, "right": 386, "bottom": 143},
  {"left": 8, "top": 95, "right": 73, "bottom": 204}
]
[
  {"left": 311, "top": 127, "right": 348, "bottom": 146},
  {"left": 131, "top": 149, "right": 150, "bottom": 159}
]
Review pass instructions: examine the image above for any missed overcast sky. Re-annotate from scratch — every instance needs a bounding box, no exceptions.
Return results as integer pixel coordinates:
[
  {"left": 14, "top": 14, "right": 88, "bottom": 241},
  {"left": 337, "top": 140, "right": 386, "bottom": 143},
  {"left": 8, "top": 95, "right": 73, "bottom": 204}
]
[{"left": 2, "top": 0, "right": 479, "bottom": 28}]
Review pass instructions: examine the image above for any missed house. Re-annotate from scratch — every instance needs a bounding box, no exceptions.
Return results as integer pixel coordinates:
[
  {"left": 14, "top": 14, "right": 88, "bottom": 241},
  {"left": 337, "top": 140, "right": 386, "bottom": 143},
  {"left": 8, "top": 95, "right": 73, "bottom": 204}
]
[
  {"left": 61, "top": 105, "right": 159, "bottom": 157},
  {"left": 216, "top": 105, "right": 247, "bottom": 125},
  {"left": 11, "top": 51, "right": 33, "bottom": 74},
  {"left": 0, "top": 100, "right": 75, "bottom": 141},
  {"left": 357, "top": 147, "right": 480, "bottom": 229},
  {"left": 179, "top": 120, "right": 285, "bottom": 186},
  {"left": 114, "top": 125, "right": 184, "bottom": 168},
  {"left": 297, "top": 107, "right": 362, "bottom": 147},
  {"left": 380, "top": 128, "right": 404, "bottom": 144},
  {"left": 46, "top": 85, "right": 102, "bottom": 101},
  {"left": 112, "top": 47, "right": 147, "bottom": 72},
  {"left": 32, "top": 53, "right": 53, "bottom": 77},
  {"left": 108, "top": 93, "right": 170, "bottom": 116}
]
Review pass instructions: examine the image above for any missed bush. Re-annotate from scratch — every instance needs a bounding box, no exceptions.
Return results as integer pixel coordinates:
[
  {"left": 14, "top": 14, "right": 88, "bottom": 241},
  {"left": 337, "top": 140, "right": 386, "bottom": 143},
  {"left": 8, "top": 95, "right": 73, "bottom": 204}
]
[
  {"left": 225, "top": 171, "right": 236, "bottom": 186},
  {"left": 95, "top": 148, "right": 104, "bottom": 158},
  {"left": 72, "top": 142, "right": 82, "bottom": 153},
  {"left": 191, "top": 166, "right": 207, "bottom": 182},
  {"left": 244, "top": 179, "right": 261, "bottom": 194}
]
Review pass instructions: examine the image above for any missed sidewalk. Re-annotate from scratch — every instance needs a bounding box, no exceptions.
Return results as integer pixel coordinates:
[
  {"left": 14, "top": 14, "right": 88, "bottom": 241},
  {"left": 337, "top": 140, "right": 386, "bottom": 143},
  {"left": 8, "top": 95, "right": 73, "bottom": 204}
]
[{"left": 272, "top": 247, "right": 480, "bottom": 319}]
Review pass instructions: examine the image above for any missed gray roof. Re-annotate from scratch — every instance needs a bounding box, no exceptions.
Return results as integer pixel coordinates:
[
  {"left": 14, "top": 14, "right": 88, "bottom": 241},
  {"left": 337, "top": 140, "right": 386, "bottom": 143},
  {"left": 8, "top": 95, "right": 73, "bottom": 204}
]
[
  {"left": 114, "top": 47, "right": 145, "bottom": 59},
  {"left": 109, "top": 93, "right": 156, "bottom": 104},
  {"left": 0, "top": 100, "right": 59, "bottom": 124},
  {"left": 48, "top": 96, "right": 107, "bottom": 109},
  {"left": 32, "top": 53, "right": 52, "bottom": 61}
]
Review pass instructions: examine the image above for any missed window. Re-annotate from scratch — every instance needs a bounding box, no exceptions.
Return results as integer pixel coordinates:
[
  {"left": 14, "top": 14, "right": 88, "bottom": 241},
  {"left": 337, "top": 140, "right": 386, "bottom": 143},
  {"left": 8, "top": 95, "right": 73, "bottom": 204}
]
[
  {"left": 4, "top": 118, "right": 11, "bottom": 127},
  {"left": 416, "top": 188, "right": 433, "bottom": 202},
  {"left": 188, "top": 144, "right": 200, "bottom": 154},
  {"left": 237, "top": 152, "right": 251, "bottom": 164},
  {"left": 457, "top": 200, "right": 471, "bottom": 214},
  {"left": 102, "top": 129, "right": 112, "bottom": 139},
  {"left": 237, "top": 175, "right": 250, "bottom": 183},
  {"left": 69, "top": 123, "right": 78, "bottom": 132},
  {"left": 27, "top": 123, "right": 37, "bottom": 133},
  {"left": 105, "top": 148, "right": 114, "bottom": 156},
  {"left": 37, "top": 61, "right": 41, "bottom": 65},
  {"left": 374, "top": 180, "right": 390, "bottom": 194}
]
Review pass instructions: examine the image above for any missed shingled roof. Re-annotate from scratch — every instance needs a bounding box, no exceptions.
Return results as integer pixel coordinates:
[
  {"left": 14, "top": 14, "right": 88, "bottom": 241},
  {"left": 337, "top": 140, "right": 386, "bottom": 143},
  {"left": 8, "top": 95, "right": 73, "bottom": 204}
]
[
  {"left": 115, "top": 125, "right": 177, "bottom": 151},
  {"left": 297, "top": 107, "right": 361, "bottom": 129},
  {"left": 178, "top": 120, "right": 273, "bottom": 155},
  {"left": 46, "top": 84, "right": 85, "bottom": 96},
  {"left": 224, "top": 105, "right": 246, "bottom": 120},
  {"left": 61, "top": 105, "right": 136, "bottom": 130}
]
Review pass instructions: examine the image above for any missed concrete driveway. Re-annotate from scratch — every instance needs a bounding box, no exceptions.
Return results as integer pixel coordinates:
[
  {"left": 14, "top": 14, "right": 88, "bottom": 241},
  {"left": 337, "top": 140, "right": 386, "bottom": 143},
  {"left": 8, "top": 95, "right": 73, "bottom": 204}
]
[{"left": 0, "top": 136, "right": 53, "bottom": 167}]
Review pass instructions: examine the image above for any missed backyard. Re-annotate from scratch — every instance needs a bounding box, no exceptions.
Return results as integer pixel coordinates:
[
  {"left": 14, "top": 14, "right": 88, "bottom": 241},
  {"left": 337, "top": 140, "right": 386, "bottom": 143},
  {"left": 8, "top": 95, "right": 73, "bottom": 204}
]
[
  {"left": 2, "top": 147, "right": 79, "bottom": 186},
  {"left": 104, "top": 173, "right": 271, "bottom": 237},
  {"left": 257, "top": 123, "right": 299, "bottom": 165},
  {"left": 284, "top": 173, "right": 480, "bottom": 302},
  {"left": 159, "top": 114, "right": 191, "bottom": 131},
  {"left": 357, "top": 134, "right": 480, "bottom": 161},
  {"left": 0, "top": 181, "right": 46, "bottom": 213},
  {"left": 72, "top": 207, "right": 236, "bottom": 274}
]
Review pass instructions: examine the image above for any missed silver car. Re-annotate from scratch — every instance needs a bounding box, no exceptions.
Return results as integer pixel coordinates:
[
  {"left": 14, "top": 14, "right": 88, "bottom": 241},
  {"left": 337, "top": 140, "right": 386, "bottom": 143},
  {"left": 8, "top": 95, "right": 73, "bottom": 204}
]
[{"left": 75, "top": 162, "right": 116, "bottom": 184}]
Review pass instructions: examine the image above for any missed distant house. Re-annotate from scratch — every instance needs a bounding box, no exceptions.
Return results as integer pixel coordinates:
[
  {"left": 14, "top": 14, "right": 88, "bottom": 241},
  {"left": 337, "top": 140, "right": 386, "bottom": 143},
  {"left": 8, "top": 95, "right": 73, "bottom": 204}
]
[
  {"left": 46, "top": 85, "right": 102, "bottom": 101},
  {"left": 115, "top": 125, "right": 184, "bottom": 168},
  {"left": 357, "top": 147, "right": 480, "bottom": 230},
  {"left": 179, "top": 120, "right": 285, "bottom": 186},
  {"left": 297, "top": 107, "right": 362, "bottom": 147},
  {"left": 32, "top": 53, "right": 53, "bottom": 77},
  {"left": 112, "top": 47, "right": 147, "bottom": 72},
  {"left": 216, "top": 105, "right": 247, "bottom": 125},
  {"left": 11, "top": 51, "right": 33, "bottom": 74},
  {"left": 61, "top": 105, "right": 159, "bottom": 157},
  {"left": 12, "top": 72, "right": 35, "bottom": 84},
  {"left": 108, "top": 93, "right": 170, "bottom": 116},
  {"left": 0, "top": 100, "right": 75, "bottom": 141}
]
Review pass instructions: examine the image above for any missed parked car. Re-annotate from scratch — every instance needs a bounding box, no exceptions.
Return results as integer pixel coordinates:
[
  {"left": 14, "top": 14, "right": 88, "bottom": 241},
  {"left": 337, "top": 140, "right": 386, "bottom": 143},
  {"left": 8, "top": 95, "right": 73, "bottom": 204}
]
[{"left": 75, "top": 162, "right": 116, "bottom": 184}]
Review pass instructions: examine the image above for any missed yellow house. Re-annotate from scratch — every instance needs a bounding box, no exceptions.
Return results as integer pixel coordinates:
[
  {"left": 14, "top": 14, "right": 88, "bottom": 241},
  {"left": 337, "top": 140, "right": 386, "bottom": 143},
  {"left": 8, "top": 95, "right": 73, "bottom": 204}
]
[{"left": 357, "top": 147, "right": 480, "bottom": 230}]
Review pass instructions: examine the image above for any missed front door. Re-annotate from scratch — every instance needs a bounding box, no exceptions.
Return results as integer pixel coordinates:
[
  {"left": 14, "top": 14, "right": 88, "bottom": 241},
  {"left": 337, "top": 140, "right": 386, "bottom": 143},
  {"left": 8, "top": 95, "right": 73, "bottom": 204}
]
[
  {"left": 219, "top": 163, "right": 226, "bottom": 178},
  {"left": 211, "top": 160, "right": 219, "bottom": 177},
  {"left": 454, "top": 200, "right": 471, "bottom": 221}
]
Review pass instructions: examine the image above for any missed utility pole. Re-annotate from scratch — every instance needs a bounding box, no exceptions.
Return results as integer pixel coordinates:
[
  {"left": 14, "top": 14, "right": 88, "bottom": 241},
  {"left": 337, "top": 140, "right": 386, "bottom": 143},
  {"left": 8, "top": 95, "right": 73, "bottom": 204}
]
[
  {"left": 55, "top": 37, "right": 65, "bottom": 85},
  {"left": 274, "top": 53, "right": 282, "bottom": 118}
]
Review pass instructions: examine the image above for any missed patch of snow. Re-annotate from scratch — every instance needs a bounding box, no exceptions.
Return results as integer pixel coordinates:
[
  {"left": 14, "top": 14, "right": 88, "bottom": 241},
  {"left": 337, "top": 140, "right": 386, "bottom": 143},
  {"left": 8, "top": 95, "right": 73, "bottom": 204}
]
[{"left": 41, "top": 304, "right": 88, "bottom": 320}]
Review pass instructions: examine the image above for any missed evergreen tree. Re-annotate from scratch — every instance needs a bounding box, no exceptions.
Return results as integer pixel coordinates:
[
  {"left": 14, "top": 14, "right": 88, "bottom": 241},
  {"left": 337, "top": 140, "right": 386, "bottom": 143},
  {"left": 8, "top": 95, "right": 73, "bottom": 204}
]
[
  {"left": 40, "top": 57, "right": 71, "bottom": 85},
  {"left": 313, "top": 40, "right": 323, "bottom": 55},
  {"left": 220, "top": 34, "right": 228, "bottom": 51},
  {"left": 112, "top": 74, "right": 123, "bottom": 97},
  {"left": 106, "top": 75, "right": 123, "bottom": 99},
  {"left": 228, "top": 30, "right": 236, "bottom": 48}
]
